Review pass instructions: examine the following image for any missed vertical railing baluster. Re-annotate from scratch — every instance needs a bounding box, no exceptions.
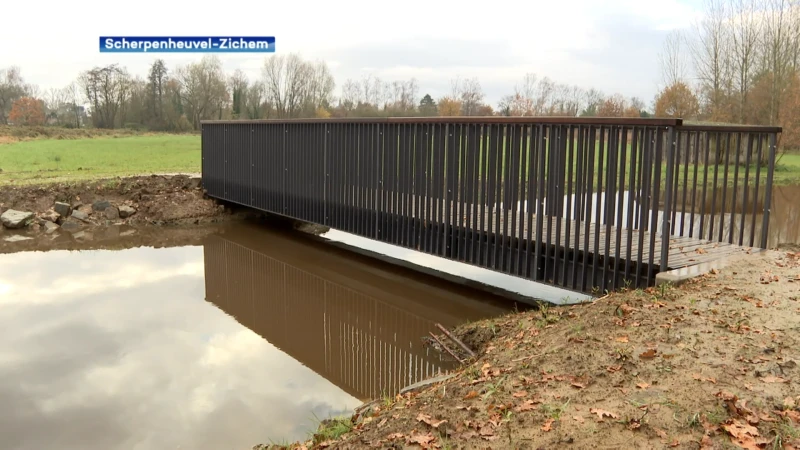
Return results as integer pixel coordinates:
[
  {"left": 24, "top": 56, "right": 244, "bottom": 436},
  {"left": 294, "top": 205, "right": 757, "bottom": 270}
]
[
  {"left": 661, "top": 126, "right": 676, "bottom": 272},
  {"left": 749, "top": 134, "right": 764, "bottom": 247},
  {"left": 761, "top": 133, "right": 777, "bottom": 248}
]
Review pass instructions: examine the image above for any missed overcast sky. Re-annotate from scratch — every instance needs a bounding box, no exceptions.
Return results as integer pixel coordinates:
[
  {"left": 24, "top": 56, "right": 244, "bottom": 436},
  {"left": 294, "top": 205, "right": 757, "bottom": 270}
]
[{"left": 2, "top": 0, "right": 704, "bottom": 106}]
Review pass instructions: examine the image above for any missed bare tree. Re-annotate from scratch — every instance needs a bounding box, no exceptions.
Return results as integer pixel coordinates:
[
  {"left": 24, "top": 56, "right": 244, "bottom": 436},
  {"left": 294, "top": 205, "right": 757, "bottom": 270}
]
[
  {"left": 43, "top": 87, "right": 66, "bottom": 122},
  {"left": 79, "top": 64, "right": 131, "bottom": 128},
  {"left": 62, "top": 81, "right": 85, "bottom": 127},
  {"left": 458, "top": 77, "right": 484, "bottom": 116},
  {"left": 729, "top": 0, "right": 761, "bottom": 123},
  {"left": 246, "top": 82, "right": 268, "bottom": 119},
  {"left": 262, "top": 53, "right": 307, "bottom": 118},
  {"left": 689, "top": 0, "right": 733, "bottom": 120},
  {"left": 340, "top": 78, "right": 361, "bottom": 114},
  {"left": 302, "top": 60, "right": 335, "bottom": 114},
  {"left": 760, "top": 0, "right": 797, "bottom": 124},
  {"left": 175, "top": 55, "right": 228, "bottom": 128},
  {"left": 660, "top": 30, "right": 689, "bottom": 87}
]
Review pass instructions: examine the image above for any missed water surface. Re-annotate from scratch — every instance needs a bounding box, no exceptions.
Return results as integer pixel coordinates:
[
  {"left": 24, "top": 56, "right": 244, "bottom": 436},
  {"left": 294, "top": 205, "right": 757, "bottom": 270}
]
[{"left": 0, "top": 222, "right": 512, "bottom": 449}]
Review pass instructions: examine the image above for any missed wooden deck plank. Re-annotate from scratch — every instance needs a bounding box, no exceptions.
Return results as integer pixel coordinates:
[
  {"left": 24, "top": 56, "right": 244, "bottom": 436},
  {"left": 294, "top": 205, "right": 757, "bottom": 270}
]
[{"left": 376, "top": 191, "right": 750, "bottom": 271}]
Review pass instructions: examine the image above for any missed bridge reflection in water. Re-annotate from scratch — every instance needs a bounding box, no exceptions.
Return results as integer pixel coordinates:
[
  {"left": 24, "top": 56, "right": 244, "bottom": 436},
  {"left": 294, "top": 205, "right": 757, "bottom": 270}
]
[{"left": 202, "top": 222, "right": 512, "bottom": 402}]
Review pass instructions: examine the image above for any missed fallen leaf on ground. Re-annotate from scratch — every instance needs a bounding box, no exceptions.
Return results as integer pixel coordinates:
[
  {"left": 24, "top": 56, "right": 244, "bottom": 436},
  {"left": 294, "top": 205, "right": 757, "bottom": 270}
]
[
  {"left": 541, "top": 418, "right": 554, "bottom": 431},
  {"left": 573, "top": 415, "right": 585, "bottom": 423},
  {"left": 589, "top": 408, "right": 619, "bottom": 420},
  {"left": 761, "top": 376, "right": 789, "bottom": 383},
  {"left": 654, "top": 428, "right": 668, "bottom": 439},
  {"left": 571, "top": 382, "right": 586, "bottom": 389},
  {"left": 417, "top": 412, "right": 447, "bottom": 428},
  {"left": 514, "top": 400, "right": 539, "bottom": 412},
  {"left": 636, "top": 382, "right": 650, "bottom": 389},
  {"left": 479, "top": 426, "right": 494, "bottom": 437},
  {"left": 607, "top": 365, "right": 622, "bottom": 373},
  {"left": 777, "top": 410, "right": 800, "bottom": 424},
  {"left": 639, "top": 349, "right": 658, "bottom": 359},
  {"left": 616, "top": 336, "right": 629, "bottom": 343},
  {"left": 408, "top": 433, "right": 436, "bottom": 446},
  {"left": 386, "top": 433, "right": 405, "bottom": 440},
  {"left": 722, "top": 419, "right": 760, "bottom": 441},
  {"left": 512, "top": 391, "right": 527, "bottom": 398},
  {"left": 463, "top": 390, "right": 478, "bottom": 399}
]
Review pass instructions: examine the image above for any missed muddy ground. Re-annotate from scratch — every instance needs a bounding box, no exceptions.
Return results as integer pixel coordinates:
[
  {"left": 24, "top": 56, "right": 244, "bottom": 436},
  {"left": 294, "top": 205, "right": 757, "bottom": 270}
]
[
  {"left": 0, "top": 174, "right": 276, "bottom": 252},
  {"left": 274, "top": 250, "right": 800, "bottom": 450},
  {"left": 0, "top": 174, "right": 221, "bottom": 226}
]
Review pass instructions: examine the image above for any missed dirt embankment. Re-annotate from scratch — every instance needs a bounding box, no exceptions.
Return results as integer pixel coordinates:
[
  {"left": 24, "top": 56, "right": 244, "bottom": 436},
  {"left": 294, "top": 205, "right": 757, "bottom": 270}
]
[
  {"left": 0, "top": 175, "right": 266, "bottom": 251},
  {"left": 276, "top": 250, "right": 800, "bottom": 450}
]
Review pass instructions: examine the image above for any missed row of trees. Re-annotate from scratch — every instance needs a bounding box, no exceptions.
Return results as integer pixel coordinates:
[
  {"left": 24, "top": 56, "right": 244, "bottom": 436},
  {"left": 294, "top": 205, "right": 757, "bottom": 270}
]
[
  {"left": 653, "top": 0, "right": 800, "bottom": 147},
  {"left": 6, "top": 0, "right": 800, "bottom": 137},
  {"left": 1, "top": 54, "right": 652, "bottom": 131}
]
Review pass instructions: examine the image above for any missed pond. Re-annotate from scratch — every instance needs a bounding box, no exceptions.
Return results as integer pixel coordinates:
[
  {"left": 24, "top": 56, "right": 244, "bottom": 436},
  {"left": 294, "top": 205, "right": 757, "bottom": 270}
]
[
  {"left": 1, "top": 182, "right": 797, "bottom": 449},
  {"left": 0, "top": 221, "right": 520, "bottom": 449}
]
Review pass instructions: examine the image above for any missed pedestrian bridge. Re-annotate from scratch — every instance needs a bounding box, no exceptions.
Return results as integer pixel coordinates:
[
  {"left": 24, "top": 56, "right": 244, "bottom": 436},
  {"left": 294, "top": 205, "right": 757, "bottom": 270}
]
[{"left": 200, "top": 117, "right": 780, "bottom": 296}]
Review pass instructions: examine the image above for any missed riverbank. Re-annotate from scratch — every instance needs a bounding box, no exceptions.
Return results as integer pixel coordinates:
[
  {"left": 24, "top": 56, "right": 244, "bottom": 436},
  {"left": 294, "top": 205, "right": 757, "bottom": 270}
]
[
  {"left": 268, "top": 250, "right": 800, "bottom": 450},
  {"left": 0, "top": 174, "right": 258, "bottom": 250}
]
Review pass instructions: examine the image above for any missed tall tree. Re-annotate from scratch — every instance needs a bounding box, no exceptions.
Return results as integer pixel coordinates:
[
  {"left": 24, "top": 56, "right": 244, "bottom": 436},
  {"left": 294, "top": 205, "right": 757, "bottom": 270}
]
[
  {"left": 660, "top": 30, "right": 689, "bottom": 88},
  {"left": 147, "top": 59, "right": 169, "bottom": 127},
  {"left": 9, "top": 97, "right": 45, "bottom": 126},
  {"left": 654, "top": 82, "right": 700, "bottom": 118},
  {"left": 261, "top": 53, "right": 334, "bottom": 118},
  {"left": 419, "top": 94, "right": 437, "bottom": 116},
  {"left": 79, "top": 64, "right": 131, "bottom": 129},
  {"left": 228, "top": 69, "right": 249, "bottom": 119},
  {"left": 175, "top": 56, "right": 229, "bottom": 128}
]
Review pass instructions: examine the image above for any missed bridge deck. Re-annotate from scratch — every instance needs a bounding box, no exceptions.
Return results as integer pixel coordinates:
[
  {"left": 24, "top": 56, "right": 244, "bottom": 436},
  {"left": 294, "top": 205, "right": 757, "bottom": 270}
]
[{"left": 334, "top": 190, "right": 752, "bottom": 272}]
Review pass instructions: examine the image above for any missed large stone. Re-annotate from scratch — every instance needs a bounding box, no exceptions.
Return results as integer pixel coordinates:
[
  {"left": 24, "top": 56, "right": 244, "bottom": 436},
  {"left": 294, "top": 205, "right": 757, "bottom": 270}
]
[
  {"left": 60, "top": 217, "right": 84, "bottom": 232},
  {"left": 92, "top": 200, "right": 111, "bottom": 212},
  {"left": 1, "top": 209, "right": 35, "bottom": 229},
  {"left": 71, "top": 210, "right": 90, "bottom": 222},
  {"left": 54, "top": 201, "right": 72, "bottom": 217},
  {"left": 186, "top": 177, "right": 201, "bottom": 190},
  {"left": 44, "top": 221, "right": 60, "bottom": 233},
  {"left": 41, "top": 210, "right": 60, "bottom": 223},
  {"left": 104, "top": 206, "right": 120, "bottom": 220},
  {"left": 118, "top": 205, "right": 137, "bottom": 218}
]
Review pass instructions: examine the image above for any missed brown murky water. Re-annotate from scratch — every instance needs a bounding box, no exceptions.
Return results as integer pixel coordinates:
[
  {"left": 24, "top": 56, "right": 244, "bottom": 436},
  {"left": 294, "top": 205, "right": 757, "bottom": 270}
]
[
  {"left": 1, "top": 184, "right": 798, "bottom": 449},
  {"left": 0, "top": 221, "right": 516, "bottom": 449}
]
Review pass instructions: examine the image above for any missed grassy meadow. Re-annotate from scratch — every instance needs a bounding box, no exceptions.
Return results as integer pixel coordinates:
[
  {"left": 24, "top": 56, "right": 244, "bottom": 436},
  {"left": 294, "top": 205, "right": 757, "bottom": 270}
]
[
  {"left": 1, "top": 128, "right": 799, "bottom": 188},
  {"left": 0, "top": 134, "right": 201, "bottom": 184}
]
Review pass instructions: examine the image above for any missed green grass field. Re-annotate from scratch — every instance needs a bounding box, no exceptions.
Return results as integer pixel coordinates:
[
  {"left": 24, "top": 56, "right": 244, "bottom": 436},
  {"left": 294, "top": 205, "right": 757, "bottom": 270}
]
[
  {"left": 1, "top": 133, "right": 799, "bottom": 188},
  {"left": 0, "top": 135, "right": 201, "bottom": 184}
]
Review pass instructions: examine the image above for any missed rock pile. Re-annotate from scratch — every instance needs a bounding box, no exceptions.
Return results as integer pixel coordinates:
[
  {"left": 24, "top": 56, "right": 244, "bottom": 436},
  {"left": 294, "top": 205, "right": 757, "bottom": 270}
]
[{"left": 0, "top": 199, "right": 138, "bottom": 235}]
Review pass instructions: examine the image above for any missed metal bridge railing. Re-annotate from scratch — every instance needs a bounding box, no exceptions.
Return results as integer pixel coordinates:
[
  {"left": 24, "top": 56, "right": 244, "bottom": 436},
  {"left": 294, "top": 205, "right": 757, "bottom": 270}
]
[{"left": 200, "top": 117, "right": 780, "bottom": 294}]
